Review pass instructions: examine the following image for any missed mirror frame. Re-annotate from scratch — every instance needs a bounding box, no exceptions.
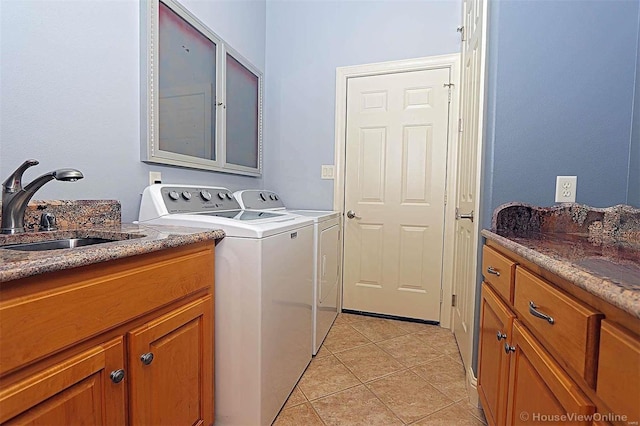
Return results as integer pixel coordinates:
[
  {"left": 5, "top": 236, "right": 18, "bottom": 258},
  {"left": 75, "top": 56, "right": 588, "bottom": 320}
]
[{"left": 140, "top": 0, "right": 263, "bottom": 177}]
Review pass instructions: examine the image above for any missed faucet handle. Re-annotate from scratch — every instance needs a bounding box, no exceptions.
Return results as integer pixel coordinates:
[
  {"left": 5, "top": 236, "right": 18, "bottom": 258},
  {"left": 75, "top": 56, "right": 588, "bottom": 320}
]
[
  {"left": 2, "top": 159, "right": 39, "bottom": 192},
  {"left": 39, "top": 213, "right": 57, "bottom": 231}
]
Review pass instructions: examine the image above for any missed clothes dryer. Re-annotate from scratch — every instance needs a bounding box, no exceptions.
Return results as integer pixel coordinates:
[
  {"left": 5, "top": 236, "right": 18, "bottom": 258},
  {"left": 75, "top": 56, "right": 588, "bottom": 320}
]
[{"left": 234, "top": 189, "right": 341, "bottom": 355}]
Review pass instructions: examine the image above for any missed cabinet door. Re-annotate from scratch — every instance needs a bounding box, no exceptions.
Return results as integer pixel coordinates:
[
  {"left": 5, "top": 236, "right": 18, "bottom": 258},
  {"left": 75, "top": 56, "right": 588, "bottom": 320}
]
[
  {"left": 0, "top": 337, "right": 126, "bottom": 425},
  {"left": 596, "top": 320, "right": 640, "bottom": 424},
  {"left": 477, "top": 283, "right": 515, "bottom": 426},
  {"left": 505, "top": 321, "right": 594, "bottom": 425},
  {"left": 128, "top": 296, "right": 213, "bottom": 426}
]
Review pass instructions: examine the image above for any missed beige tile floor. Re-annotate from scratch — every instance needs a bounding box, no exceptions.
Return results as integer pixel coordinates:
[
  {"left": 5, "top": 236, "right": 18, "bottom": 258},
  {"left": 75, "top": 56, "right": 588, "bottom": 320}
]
[{"left": 273, "top": 313, "right": 487, "bottom": 426}]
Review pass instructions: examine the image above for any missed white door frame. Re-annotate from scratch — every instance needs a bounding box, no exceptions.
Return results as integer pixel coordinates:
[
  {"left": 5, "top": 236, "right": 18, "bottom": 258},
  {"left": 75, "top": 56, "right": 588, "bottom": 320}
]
[{"left": 333, "top": 54, "right": 460, "bottom": 328}]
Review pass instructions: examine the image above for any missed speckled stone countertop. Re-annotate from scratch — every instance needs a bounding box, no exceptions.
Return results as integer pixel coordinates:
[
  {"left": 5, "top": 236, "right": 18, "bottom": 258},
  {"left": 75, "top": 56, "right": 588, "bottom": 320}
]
[
  {"left": 0, "top": 224, "right": 225, "bottom": 283},
  {"left": 483, "top": 203, "right": 640, "bottom": 318}
]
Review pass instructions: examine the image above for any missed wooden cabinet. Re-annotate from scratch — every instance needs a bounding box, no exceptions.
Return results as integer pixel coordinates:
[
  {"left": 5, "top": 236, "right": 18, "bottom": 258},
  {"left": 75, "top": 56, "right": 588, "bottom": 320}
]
[
  {"left": 0, "top": 338, "right": 126, "bottom": 425},
  {"left": 477, "top": 283, "right": 515, "bottom": 426},
  {"left": 596, "top": 321, "right": 640, "bottom": 423},
  {"left": 0, "top": 242, "right": 215, "bottom": 426},
  {"left": 129, "top": 296, "right": 213, "bottom": 426},
  {"left": 479, "top": 240, "right": 640, "bottom": 426},
  {"left": 505, "top": 321, "right": 594, "bottom": 426}
]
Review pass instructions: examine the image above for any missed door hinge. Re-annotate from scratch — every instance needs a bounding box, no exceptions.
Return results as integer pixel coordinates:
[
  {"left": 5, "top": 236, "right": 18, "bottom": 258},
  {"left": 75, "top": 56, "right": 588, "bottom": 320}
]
[
  {"left": 440, "top": 288, "right": 443, "bottom": 303},
  {"left": 458, "top": 117, "right": 464, "bottom": 133},
  {"left": 452, "top": 294, "right": 457, "bottom": 307},
  {"left": 457, "top": 25, "right": 465, "bottom": 41}
]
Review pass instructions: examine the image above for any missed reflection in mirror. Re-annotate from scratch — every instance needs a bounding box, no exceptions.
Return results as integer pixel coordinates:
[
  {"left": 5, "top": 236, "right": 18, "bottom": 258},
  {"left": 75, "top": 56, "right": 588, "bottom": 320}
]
[
  {"left": 159, "top": 1, "right": 216, "bottom": 160},
  {"left": 226, "top": 53, "right": 259, "bottom": 168}
]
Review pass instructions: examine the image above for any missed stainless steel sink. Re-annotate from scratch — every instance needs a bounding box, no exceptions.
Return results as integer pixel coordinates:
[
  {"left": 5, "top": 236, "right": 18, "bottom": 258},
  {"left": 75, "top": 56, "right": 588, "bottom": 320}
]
[{"left": 1, "top": 237, "right": 117, "bottom": 251}]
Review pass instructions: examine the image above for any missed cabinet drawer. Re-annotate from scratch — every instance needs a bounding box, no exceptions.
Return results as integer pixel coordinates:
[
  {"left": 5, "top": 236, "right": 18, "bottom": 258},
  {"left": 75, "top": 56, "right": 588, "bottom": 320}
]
[
  {"left": 596, "top": 321, "right": 640, "bottom": 424},
  {"left": 482, "top": 245, "right": 516, "bottom": 303},
  {"left": 514, "top": 267, "right": 602, "bottom": 386},
  {"left": 0, "top": 244, "right": 214, "bottom": 375}
]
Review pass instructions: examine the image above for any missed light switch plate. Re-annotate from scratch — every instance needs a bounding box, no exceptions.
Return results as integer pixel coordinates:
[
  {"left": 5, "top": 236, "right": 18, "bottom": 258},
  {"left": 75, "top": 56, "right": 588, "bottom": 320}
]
[
  {"left": 555, "top": 176, "right": 577, "bottom": 203},
  {"left": 321, "top": 165, "right": 335, "bottom": 180},
  {"left": 149, "top": 171, "right": 162, "bottom": 186}
]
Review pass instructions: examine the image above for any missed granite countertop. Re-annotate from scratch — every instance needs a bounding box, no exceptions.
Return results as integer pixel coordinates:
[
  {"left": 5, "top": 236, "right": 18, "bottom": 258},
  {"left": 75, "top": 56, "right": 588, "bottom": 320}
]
[
  {"left": 483, "top": 203, "right": 640, "bottom": 319},
  {"left": 0, "top": 224, "right": 225, "bottom": 283}
]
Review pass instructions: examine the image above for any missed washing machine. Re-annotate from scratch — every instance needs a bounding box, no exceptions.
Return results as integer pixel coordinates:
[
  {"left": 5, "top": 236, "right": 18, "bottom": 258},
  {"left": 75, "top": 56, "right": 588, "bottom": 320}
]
[
  {"left": 234, "top": 189, "right": 341, "bottom": 355},
  {"left": 139, "top": 184, "right": 314, "bottom": 426}
]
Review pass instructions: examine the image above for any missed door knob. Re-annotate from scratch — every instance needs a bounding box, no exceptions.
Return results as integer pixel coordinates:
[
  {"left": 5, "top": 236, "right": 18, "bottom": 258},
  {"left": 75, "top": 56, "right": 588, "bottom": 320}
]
[
  {"left": 455, "top": 208, "right": 474, "bottom": 222},
  {"left": 346, "top": 210, "right": 360, "bottom": 219}
]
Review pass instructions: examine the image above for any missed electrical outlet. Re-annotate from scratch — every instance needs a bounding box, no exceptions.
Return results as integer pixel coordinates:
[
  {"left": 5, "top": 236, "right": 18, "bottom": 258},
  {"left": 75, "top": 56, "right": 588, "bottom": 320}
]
[
  {"left": 321, "top": 165, "right": 335, "bottom": 180},
  {"left": 555, "top": 176, "right": 577, "bottom": 203},
  {"left": 149, "top": 171, "right": 162, "bottom": 186}
]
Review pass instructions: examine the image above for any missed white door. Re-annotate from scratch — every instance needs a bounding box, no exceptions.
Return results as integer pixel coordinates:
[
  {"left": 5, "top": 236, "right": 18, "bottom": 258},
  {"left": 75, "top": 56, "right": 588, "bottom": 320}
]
[
  {"left": 342, "top": 68, "right": 451, "bottom": 321},
  {"left": 453, "top": 0, "right": 487, "bottom": 373}
]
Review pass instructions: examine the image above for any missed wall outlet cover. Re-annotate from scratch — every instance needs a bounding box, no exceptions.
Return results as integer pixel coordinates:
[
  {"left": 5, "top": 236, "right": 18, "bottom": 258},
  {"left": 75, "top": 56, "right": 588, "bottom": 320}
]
[
  {"left": 321, "top": 165, "right": 335, "bottom": 180},
  {"left": 555, "top": 176, "right": 577, "bottom": 203},
  {"left": 149, "top": 171, "right": 162, "bottom": 186}
]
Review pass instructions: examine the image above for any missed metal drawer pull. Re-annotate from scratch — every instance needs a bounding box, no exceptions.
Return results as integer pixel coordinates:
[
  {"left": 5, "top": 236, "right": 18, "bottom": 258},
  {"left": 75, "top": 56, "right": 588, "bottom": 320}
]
[
  {"left": 504, "top": 343, "right": 515, "bottom": 354},
  {"left": 496, "top": 331, "right": 507, "bottom": 341},
  {"left": 528, "top": 301, "right": 555, "bottom": 325},
  {"left": 487, "top": 266, "right": 500, "bottom": 276}
]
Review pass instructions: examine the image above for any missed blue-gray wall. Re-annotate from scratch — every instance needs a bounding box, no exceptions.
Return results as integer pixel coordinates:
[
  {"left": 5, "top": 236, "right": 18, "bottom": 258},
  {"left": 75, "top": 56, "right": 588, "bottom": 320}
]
[
  {"left": 629, "top": 7, "right": 640, "bottom": 207},
  {"left": 474, "top": 0, "right": 640, "bottom": 374},
  {"left": 0, "top": 0, "right": 266, "bottom": 222},
  {"left": 263, "top": 0, "right": 461, "bottom": 209},
  {"left": 482, "top": 0, "right": 640, "bottom": 231}
]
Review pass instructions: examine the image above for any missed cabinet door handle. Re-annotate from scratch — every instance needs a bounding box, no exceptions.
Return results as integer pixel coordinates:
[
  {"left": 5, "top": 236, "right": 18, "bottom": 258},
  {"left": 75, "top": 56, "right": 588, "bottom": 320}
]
[
  {"left": 110, "top": 369, "right": 125, "bottom": 384},
  {"left": 528, "top": 301, "right": 555, "bottom": 325},
  {"left": 486, "top": 266, "right": 500, "bottom": 276},
  {"left": 504, "top": 343, "right": 515, "bottom": 354},
  {"left": 496, "top": 331, "right": 507, "bottom": 341},
  {"left": 140, "top": 352, "right": 155, "bottom": 365}
]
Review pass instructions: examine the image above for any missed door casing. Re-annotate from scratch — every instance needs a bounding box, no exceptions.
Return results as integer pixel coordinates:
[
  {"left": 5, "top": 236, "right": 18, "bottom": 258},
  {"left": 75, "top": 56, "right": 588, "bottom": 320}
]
[{"left": 333, "top": 55, "right": 460, "bottom": 328}]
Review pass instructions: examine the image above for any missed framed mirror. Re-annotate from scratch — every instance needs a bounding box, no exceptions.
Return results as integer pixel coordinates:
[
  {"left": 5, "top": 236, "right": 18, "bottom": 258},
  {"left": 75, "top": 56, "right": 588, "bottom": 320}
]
[{"left": 141, "top": 0, "right": 263, "bottom": 176}]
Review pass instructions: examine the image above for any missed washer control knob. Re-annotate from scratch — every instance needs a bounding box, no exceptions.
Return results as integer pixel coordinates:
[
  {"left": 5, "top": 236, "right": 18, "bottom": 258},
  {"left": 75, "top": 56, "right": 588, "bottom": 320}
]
[
  {"left": 181, "top": 191, "right": 192, "bottom": 200},
  {"left": 168, "top": 191, "right": 180, "bottom": 201},
  {"left": 274, "top": 195, "right": 279, "bottom": 200},
  {"left": 200, "top": 190, "right": 212, "bottom": 201},
  {"left": 218, "top": 192, "right": 226, "bottom": 200},
  {"left": 226, "top": 193, "right": 233, "bottom": 200},
  {"left": 260, "top": 192, "right": 267, "bottom": 201},
  {"left": 269, "top": 194, "right": 275, "bottom": 200}
]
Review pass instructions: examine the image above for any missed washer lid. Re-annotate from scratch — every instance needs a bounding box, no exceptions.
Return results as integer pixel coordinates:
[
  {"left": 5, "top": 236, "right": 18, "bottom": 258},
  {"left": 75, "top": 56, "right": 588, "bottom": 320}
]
[{"left": 287, "top": 210, "right": 341, "bottom": 223}]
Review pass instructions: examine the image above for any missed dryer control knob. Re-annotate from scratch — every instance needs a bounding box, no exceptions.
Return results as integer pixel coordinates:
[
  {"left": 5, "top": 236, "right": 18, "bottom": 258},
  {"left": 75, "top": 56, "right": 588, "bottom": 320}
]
[
  {"left": 200, "top": 190, "right": 212, "bottom": 201},
  {"left": 218, "top": 192, "right": 226, "bottom": 200},
  {"left": 168, "top": 191, "right": 180, "bottom": 201},
  {"left": 260, "top": 193, "right": 267, "bottom": 201},
  {"left": 274, "top": 195, "right": 279, "bottom": 200},
  {"left": 181, "top": 191, "right": 192, "bottom": 200},
  {"left": 226, "top": 193, "right": 233, "bottom": 200},
  {"left": 269, "top": 194, "right": 275, "bottom": 200}
]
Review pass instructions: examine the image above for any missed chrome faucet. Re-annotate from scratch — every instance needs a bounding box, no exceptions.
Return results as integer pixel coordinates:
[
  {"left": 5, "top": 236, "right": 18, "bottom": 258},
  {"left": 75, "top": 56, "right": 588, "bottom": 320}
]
[{"left": 1, "top": 159, "right": 84, "bottom": 234}]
